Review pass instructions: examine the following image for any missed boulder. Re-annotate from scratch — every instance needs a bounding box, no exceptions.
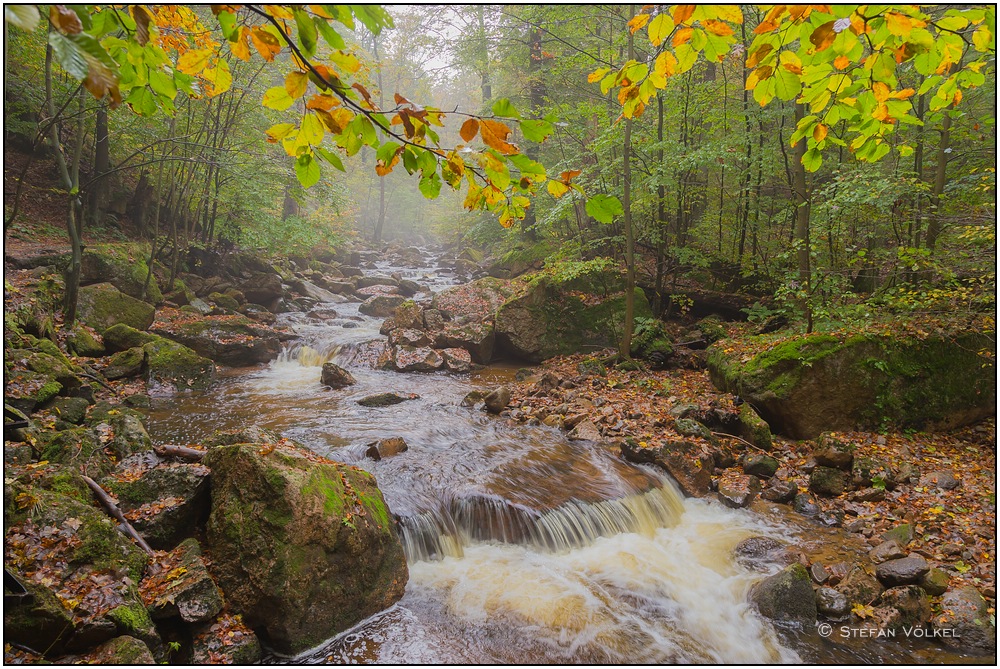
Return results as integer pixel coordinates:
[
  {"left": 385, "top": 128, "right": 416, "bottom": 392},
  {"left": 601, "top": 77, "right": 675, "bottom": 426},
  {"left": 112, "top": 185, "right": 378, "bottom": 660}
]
[
  {"left": 321, "top": 363, "right": 356, "bottom": 389},
  {"left": 483, "top": 386, "right": 511, "bottom": 414},
  {"left": 495, "top": 277, "right": 652, "bottom": 362},
  {"left": 717, "top": 471, "right": 762, "bottom": 508},
  {"left": 932, "top": 587, "right": 996, "bottom": 653},
  {"left": 707, "top": 330, "right": 996, "bottom": 438},
  {"left": 203, "top": 442, "right": 407, "bottom": 655},
  {"left": 143, "top": 539, "right": 223, "bottom": 624},
  {"left": 365, "top": 437, "right": 408, "bottom": 461},
  {"left": 875, "top": 556, "right": 929, "bottom": 587},
  {"left": 359, "top": 295, "right": 407, "bottom": 318},
  {"left": 749, "top": 563, "right": 817, "bottom": 627},
  {"left": 150, "top": 312, "right": 281, "bottom": 366},
  {"left": 620, "top": 438, "right": 714, "bottom": 497},
  {"left": 77, "top": 283, "right": 155, "bottom": 332}
]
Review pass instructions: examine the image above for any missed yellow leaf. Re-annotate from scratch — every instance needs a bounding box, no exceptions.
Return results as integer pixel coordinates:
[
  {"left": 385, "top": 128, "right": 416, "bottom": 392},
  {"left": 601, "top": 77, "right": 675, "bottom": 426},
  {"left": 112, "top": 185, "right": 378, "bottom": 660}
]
[
  {"left": 628, "top": 14, "right": 651, "bottom": 34},
  {"left": 285, "top": 71, "right": 308, "bottom": 99},
  {"left": 460, "top": 118, "right": 479, "bottom": 142},
  {"left": 177, "top": 48, "right": 212, "bottom": 75}
]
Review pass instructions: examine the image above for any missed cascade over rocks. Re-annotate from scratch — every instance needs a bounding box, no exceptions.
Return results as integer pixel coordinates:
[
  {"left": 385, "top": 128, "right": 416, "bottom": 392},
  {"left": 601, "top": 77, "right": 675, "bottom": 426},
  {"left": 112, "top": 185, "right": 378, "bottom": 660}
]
[
  {"left": 707, "top": 331, "right": 996, "bottom": 438},
  {"left": 203, "top": 441, "right": 407, "bottom": 655}
]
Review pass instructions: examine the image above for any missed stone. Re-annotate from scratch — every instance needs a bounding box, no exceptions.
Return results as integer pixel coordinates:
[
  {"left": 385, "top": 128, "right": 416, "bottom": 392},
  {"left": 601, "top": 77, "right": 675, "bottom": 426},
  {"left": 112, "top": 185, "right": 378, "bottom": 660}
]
[
  {"left": 203, "top": 442, "right": 407, "bottom": 655},
  {"left": 620, "top": 438, "right": 714, "bottom": 498},
  {"left": 706, "top": 331, "right": 996, "bottom": 438},
  {"left": 716, "top": 471, "right": 762, "bottom": 508},
  {"left": 484, "top": 386, "right": 512, "bottom": 414},
  {"left": 761, "top": 479, "right": 798, "bottom": 503},
  {"left": 815, "top": 586, "right": 850, "bottom": 619},
  {"left": 441, "top": 348, "right": 473, "bottom": 373},
  {"left": 733, "top": 536, "right": 790, "bottom": 571},
  {"left": 321, "top": 363, "right": 356, "bottom": 389},
  {"left": 880, "top": 585, "right": 931, "bottom": 630},
  {"left": 567, "top": 419, "right": 602, "bottom": 442},
  {"left": 143, "top": 539, "right": 224, "bottom": 624},
  {"left": 812, "top": 433, "right": 854, "bottom": 469},
  {"left": 738, "top": 404, "right": 773, "bottom": 450},
  {"left": 836, "top": 564, "right": 883, "bottom": 606},
  {"left": 359, "top": 295, "right": 407, "bottom": 318},
  {"left": 869, "top": 539, "right": 905, "bottom": 564},
  {"left": 77, "top": 283, "right": 155, "bottom": 332},
  {"left": 809, "top": 466, "right": 848, "bottom": 497},
  {"left": 358, "top": 392, "right": 418, "bottom": 408},
  {"left": 932, "top": 586, "right": 996, "bottom": 653},
  {"left": 365, "top": 437, "right": 408, "bottom": 461},
  {"left": 749, "top": 563, "right": 817, "bottom": 627},
  {"left": 919, "top": 567, "right": 950, "bottom": 596},
  {"left": 743, "top": 453, "right": 779, "bottom": 479},
  {"left": 875, "top": 556, "right": 929, "bottom": 587},
  {"left": 920, "top": 470, "right": 961, "bottom": 491}
]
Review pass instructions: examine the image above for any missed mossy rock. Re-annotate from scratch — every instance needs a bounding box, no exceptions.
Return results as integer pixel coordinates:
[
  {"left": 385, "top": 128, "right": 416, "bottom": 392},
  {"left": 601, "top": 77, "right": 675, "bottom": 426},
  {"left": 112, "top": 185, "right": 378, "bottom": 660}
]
[
  {"left": 142, "top": 337, "right": 215, "bottom": 391},
  {"left": 81, "top": 244, "right": 163, "bottom": 304},
  {"left": 203, "top": 442, "right": 407, "bottom": 654},
  {"left": 102, "top": 324, "right": 157, "bottom": 353},
  {"left": 77, "top": 283, "right": 155, "bottom": 332},
  {"left": 707, "top": 329, "right": 996, "bottom": 439}
]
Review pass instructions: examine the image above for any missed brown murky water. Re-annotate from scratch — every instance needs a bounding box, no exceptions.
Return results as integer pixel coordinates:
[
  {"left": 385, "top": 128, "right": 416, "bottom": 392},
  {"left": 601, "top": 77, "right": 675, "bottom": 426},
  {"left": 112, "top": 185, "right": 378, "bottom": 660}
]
[{"left": 142, "top": 254, "right": 988, "bottom": 664}]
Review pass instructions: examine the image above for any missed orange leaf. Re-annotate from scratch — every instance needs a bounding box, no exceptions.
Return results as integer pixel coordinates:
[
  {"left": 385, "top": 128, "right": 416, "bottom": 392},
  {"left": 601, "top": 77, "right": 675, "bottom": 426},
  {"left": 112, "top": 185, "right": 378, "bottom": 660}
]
[
  {"left": 460, "top": 118, "right": 479, "bottom": 143},
  {"left": 813, "top": 123, "right": 828, "bottom": 142},
  {"left": 251, "top": 27, "right": 282, "bottom": 62},
  {"left": 672, "top": 5, "right": 696, "bottom": 25},
  {"left": 809, "top": 21, "right": 836, "bottom": 51},
  {"left": 479, "top": 119, "right": 517, "bottom": 155},
  {"left": 702, "top": 19, "right": 734, "bottom": 37},
  {"left": 834, "top": 55, "right": 850, "bottom": 70},
  {"left": 672, "top": 27, "right": 694, "bottom": 46},
  {"left": 628, "top": 14, "right": 651, "bottom": 33}
]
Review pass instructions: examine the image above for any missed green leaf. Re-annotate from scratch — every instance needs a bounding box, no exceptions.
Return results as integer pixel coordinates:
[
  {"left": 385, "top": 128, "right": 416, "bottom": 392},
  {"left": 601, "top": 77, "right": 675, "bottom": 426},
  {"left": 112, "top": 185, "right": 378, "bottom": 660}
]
[
  {"left": 5, "top": 5, "right": 40, "bottom": 31},
  {"left": 491, "top": 98, "right": 520, "bottom": 119},
  {"left": 48, "top": 32, "right": 89, "bottom": 80},
  {"left": 295, "top": 153, "right": 321, "bottom": 188},
  {"left": 315, "top": 17, "right": 346, "bottom": 50},
  {"left": 802, "top": 147, "right": 823, "bottom": 172},
  {"left": 316, "top": 147, "right": 345, "bottom": 172},
  {"left": 262, "top": 85, "right": 296, "bottom": 111},
  {"left": 295, "top": 9, "right": 318, "bottom": 57},
  {"left": 585, "top": 194, "right": 624, "bottom": 223},
  {"left": 418, "top": 173, "right": 442, "bottom": 199}
]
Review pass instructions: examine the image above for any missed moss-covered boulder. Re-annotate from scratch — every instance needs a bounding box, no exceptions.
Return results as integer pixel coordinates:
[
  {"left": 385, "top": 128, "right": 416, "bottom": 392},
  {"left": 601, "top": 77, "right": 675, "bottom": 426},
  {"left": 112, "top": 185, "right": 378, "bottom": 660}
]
[
  {"left": 495, "top": 276, "right": 652, "bottom": 363},
  {"left": 142, "top": 337, "right": 215, "bottom": 392},
  {"left": 707, "top": 330, "right": 996, "bottom": 439},
  {"left": 202, "top": 441, "right": 407, "bottom": 654},
  {"left": 149, "top": 311, "right": 281, "bottom": 366},
  {"left": 77, "top": 283, "right": 155, "bottom": 332},
  {"left": 80, "top": 244, "right": 163, "bottom": 304}
]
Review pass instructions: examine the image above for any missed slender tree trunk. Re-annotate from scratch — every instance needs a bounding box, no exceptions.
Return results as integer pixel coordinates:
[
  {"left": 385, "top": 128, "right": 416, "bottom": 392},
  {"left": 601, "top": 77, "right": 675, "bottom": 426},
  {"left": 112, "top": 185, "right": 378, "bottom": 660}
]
[{"left": 620, "top": 6, "right": 636, "bottom": 359}]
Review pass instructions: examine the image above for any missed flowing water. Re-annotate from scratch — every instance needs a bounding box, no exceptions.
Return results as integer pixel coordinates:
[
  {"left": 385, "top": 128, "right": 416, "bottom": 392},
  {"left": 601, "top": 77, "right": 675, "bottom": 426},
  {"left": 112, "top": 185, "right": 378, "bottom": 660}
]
[{"left": 143, "top": 251, "right": 984, "bottom": 664}]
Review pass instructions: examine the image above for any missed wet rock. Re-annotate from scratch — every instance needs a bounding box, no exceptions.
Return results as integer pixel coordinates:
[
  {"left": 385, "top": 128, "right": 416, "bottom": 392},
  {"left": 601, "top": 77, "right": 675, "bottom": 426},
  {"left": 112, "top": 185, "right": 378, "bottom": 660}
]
[
  {"left": 321, "top": 363, "right": 356, "bottom": 389},
  {"left": 919, "top": 470, "right": 961, "bottom": 491},
  {"left": 733, "top": 536, "right": 790, "bottom": 571},
  {"left": 441, "top": 348, "right": 472, "bottom": 373},
  {"left": 880, "top": 585, "right": 931, "bottom": 630},
  {"left": 761, "top": 479, "right": 798, "bottom": 503},
  {"left": 875, "top": 556, "right": 929, "bottom": 587},
  {"left": 919, "top": 567, "right": 950, "bottom": 596},
  {"left": 716, "top": 471, "right": 762, "bottom": 508},
  {"left": 749, "top": 563, "right": 817, "bottom": 627},
  {"left": 203, "top": 442, "right": 407, "bottom": 655},
  {"left": 933, "top": 587, "right": 996, "bottom": 653},
  {"left": 673, "top": 417, "right": 714, "bottom": 441},
  {"left": 357, "top": 392, "right": 418, "bottom": 408},
  {"left": 567, "top": 419, "right": 602, "bottom": 442},
  {"left": 620, "top": 438, "right": 714, "bottom": 498},
  {"left": 815, "top": 586, "right": 850, "bottom": 619},
  {"left": 144, "top": 539, "right": 223, "bottom": 624},
  {"left": 359, "top": 295, "right": 407, "bottom": 318},
  {"left": 742, "top": 454, "right": 779, "bottom": 479},
  {"left": 365, "top": 437, "right": 408, "bottom": 461},
  {"left": 812, "top": 433, "right": 854, "bottom": 470},
  {"left": 869, "top": 539, "right": 905, "bottom": 564},
  {"left": 738, "top": 404, "right": 772, "bottom": 450},
  {"left": 836, "top": 564, "right": 883, "bottom": 606},
  {"left": 809, "top": 466, "right": 848, "bottom": 496},
  {"left": 77, "top": 283, "right": 155, "bottom": 332},
  {"left": 484, "top": 386, "right": 512, "bottom": 414},
  {"left": 104, "top": 346, "right": 145, "bottom": 380}
]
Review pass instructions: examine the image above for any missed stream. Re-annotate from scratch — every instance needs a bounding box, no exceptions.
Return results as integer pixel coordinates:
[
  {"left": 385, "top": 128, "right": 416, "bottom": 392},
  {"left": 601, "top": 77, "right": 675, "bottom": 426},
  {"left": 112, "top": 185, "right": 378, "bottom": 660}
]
[{"left": 142, "top": 249, "right": 981, "bottom": 664}]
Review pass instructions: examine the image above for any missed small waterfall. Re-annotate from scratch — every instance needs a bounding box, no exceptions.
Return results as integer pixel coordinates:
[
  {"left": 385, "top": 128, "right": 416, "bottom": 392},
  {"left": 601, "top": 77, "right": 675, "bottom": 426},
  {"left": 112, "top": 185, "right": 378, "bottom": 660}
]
[{"left": 399, "top": 476, "right": 686, "bottom": 562}]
